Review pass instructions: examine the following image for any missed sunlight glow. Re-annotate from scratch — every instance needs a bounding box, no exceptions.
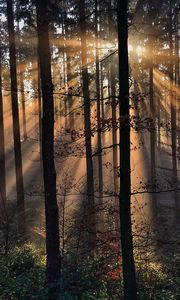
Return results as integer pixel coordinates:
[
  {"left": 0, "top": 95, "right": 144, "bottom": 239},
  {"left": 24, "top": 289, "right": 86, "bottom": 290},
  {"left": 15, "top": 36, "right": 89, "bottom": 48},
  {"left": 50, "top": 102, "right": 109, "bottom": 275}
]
[
  {"left": 136, "top": 46, "right": 146, "bottom": 57},
  {"left": 129, "top": 44, "right": 134, "bottom": 52}
]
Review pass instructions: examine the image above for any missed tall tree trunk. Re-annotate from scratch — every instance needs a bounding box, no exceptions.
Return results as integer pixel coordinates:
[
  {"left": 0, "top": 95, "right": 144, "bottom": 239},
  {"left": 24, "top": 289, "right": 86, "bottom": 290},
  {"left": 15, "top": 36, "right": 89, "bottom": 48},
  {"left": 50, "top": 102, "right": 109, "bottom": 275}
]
[
  {"left": 17, "top": 22, "right": 27, "bottom": 142},
  {"left": 110, "top": 62, "right": 118, "bottom": 193},
  {"left": 36, "top": 0, "right": 61, "bottom": 284},
  {"left": 37, "top": 57, "right": 42, "bottom": 165},
  {"left": 61, "top": 20, "right": 68, "bottom": 128},
  {"left": 0, "top": 48, "right": 6, "bottom": 214},
  {"left": 99, "top": 2, "right": 105, "bottom": 124},
  {"left": 6, "top": 0, "right": 26, "bottom": 235},
  {"left": 149, "top": 65, "right": 155, "bottom": 177},
  {"left": 67, "top": 49, "right": 74, "bottom": 130},
  {"left": 79, "top": 0, "right": 96, "bottom": 247},
  {"left": 20, "top": 77, "right": 27, "bottom": 141},
  {"left": 157, "top": 92, "right": 161, "bottom": 148},
  {"left": 108, "top": 1, "right": 118, "bottom": 194},
  {"left": 95, "top": 0, "right": 103, "bottom": 197},
  {"left": 149, "top": 63, "right": 157, "bottom": 212},
  {"left": 37, "top": 55, "right": 44, "bottom": 238},
  {"left": 169, "top": 0, "right": 178, "bottom": 210},
  {"left": 174, "top": 9, "right": 179, "bottom": 164},
  {"left": 117, "top": 0, "right": 137, "bottom": 299},
  {"left": 100, "top": 62, "right": 105, "bottom": 122}
]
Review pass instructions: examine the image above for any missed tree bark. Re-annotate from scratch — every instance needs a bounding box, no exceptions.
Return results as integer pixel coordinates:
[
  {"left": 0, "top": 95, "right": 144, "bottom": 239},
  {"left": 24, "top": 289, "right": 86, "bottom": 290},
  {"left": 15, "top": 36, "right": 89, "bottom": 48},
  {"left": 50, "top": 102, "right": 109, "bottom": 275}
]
[
  {"left": 61, "top": 19, "right": 68, "bottom": 128},
  {"left": 7, "top": 0, "right": 26, "bottom": 236},
  {"left": 17, "top": 22, "right": 27, "bottom": 142},
  {"left": 157, "top": 93, "right": 161, "bottom": 148},
  {"left": 149, "top": 65, "right": 156, "bottom": 178},
  {"left": 0, "top": 48, "right": 6, "bottom": 214},
  {"left": 20, "top": 77, "right": 27, "bottom": 141},
  {"left": 100, "top": 62, "right": 105, "bottom": 122},
  {"left": 36, "top": 0, "right": 61, "bottom": 284},
  {"left": 95, "top": 0, "right": 103, "bottom": 197},
  {"left": 149, "top": 63, "right": 157, "bottom": 212},
  {"left": 117, "top": 0, "right": 137, "bottom": 299},
  {"left": 108, "top": 0, "right": 118, "bottom": 194},
  {"left": 37, "top": 57, "right": 42, "bottom": 165},
  {"left": 79, "top": 0, "right": 96, "bottom": 248},
  {"left": 169, "top": 0, "right": 178, "bottom": 210},
  {"left": 174, "top": 9, "right": 179, "bottom": 164}
]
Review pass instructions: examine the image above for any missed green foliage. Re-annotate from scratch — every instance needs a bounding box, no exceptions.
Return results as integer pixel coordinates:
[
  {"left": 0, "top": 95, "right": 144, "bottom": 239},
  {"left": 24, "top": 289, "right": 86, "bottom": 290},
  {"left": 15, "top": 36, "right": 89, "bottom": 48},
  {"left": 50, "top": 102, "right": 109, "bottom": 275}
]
[
  {"left": 59, "top": 252, "right": 123, "bottom": 300},
  {"left": 137, "top": 254, "right": 180, "bottom": 300},
  {"left": 0, "top": 243, "right": 180, "bottom": 299},
  {"left": 0, "top": 243, "right": 45, "bottom": 300}
]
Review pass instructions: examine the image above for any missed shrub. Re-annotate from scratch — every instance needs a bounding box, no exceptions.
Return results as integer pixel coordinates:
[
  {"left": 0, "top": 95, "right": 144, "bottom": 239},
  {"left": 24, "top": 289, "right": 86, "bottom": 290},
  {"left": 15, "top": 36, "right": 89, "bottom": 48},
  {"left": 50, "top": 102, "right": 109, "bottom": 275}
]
[{"left": 0, "top": 243, "right": 45, "bottom": 300}]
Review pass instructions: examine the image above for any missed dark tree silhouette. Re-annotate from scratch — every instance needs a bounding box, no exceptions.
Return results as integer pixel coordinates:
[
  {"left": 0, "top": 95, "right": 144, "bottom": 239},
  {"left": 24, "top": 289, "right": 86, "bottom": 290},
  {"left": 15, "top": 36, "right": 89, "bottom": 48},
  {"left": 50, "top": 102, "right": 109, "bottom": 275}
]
[
  {"left": 79, "top": 0, "right": 96, "bottom": 248},
  {"left": 0, "top": 47, "right": 6, "bottom": 213},
  {"left": 6, "top": 0, "right": 26, "bottom": 235},
  {"left": 117, "top": 0, "right": 137, "bottom": 299},
  {"left": 36, "top": 0, "right": 61, "bottom": 285}
]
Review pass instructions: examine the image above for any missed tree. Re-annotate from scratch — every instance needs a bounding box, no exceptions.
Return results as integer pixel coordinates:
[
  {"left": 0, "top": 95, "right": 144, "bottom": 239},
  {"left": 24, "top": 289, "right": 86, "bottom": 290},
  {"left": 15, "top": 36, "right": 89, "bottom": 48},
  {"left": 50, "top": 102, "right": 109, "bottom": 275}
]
[
  {"left": 6, "top": 0, "right": 26, "bottom": 236},
  {"left": 36, "top": 0, "right": 61, "bottom": 285},
  {"left": 149, "top": 41, "right": 157, "bottom": 212},
  {"left": 0, "top": 45, "right": 6, "bottom": 214},
  {"left": 117, "top": 0, "right": 138, "bottom": 299},
  {"left": 108, "top": 0, "right": 118, "bottom": 195},
  {"left": 95, "top": 0, "right": 103, "bottom": 197},
  {"left": 17, "top": 21, "right": 27, "bottom": 142},
  {"left": 169, "top": 0, "right": 178, "bottom": 210},
  {"left": 79, "top": 0, "right": 96, "bottom": 248}
]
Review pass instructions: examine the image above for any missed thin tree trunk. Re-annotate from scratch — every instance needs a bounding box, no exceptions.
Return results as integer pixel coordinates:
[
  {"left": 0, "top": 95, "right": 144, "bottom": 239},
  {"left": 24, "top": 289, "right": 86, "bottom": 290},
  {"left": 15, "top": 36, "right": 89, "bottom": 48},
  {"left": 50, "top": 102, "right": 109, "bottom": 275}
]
[
  {"left": 17, "top": 22, "right": 27, "bottom": 142},
  {"left": 157, "top": 93, "right": 161, "bottom": 148},
  {"left": 169, "top": 0, "right": 178, "bottom": 210},
  {"left": 62, "top": 20, "right": 68, "bottom": 128},
  {"left": 6, "top": 0, "right": 26, "bottom": 235},
  {"left": 20, "top": 77, "right": 27, "bottom": 141},
  {"left": 95, "top": 0, "right": 103, "bottom": 197},
  {"left": 100, "top": 62, "right": 105, "bottom": 122},
  {"left": 37, "top": 57, "right": 42, "bottom": 164},
  {"left": 99, "top": 4, "right": 105, "bottom": 124},
  {"left": 37, "top": 56, "right": 44, "bottom": 240},
  {"left": 0, "top": 48, "right": 6, "bottom": 214},
  {"left": 110, "top": 64, "right": 118, "bottom": 193},
  {"left": 108, "top": 1, "right": 118, "bottom": 194},
  {"left": 80, "top": 0, "right": 96, "bottom": 247},
  {"left": 149, "top": 64, "right": 157, "bottom": 212},
  {"left": 149, "top": 65, "right": 156, "bottom": 178},
  {"left": 36, "top": 0, "right": 61, "bottom": 284},
  {"left": 175, "top": 9, "right": 179, "bottom": 161},
  {"left": 67, "top": 50, "right": 74, "bottom": 130},
  {"left": 117, "top": 0, "right": 137, "bottom": 299}
]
